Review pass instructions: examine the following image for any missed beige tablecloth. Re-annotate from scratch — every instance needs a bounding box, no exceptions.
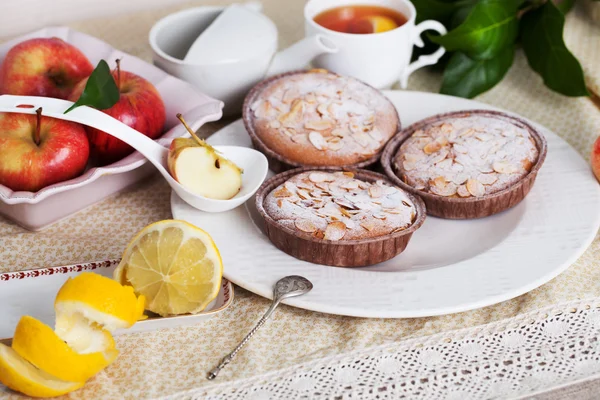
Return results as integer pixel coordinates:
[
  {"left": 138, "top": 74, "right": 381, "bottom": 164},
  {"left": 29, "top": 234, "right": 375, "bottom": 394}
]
[{"left": 1, "top": 1, "right": 599, "bottom": 399}]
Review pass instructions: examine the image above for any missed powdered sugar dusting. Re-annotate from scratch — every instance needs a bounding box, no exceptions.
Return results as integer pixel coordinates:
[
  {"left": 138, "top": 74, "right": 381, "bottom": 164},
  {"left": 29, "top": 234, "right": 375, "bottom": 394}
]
[
  {"left": 264, "top": 171, "right": 417, "bottom": 240},
  {"left": 395, "top": 114, "right": 539, "bottom": 197}
]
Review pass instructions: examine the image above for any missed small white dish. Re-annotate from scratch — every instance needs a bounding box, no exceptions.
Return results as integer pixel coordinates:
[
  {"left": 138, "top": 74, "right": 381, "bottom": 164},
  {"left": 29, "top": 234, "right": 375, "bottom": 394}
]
[
  {"left": 0, "top": 95, "right": 269, "bottom": 213},
  {"left": 0, "top": 260, "right": 234, "bottom": 339},
  {"left": 172, "top": 90, "right": 600, "bottom": 318},
  {"left": 149, "top": 4, "right": 337, "bottom": 115}
]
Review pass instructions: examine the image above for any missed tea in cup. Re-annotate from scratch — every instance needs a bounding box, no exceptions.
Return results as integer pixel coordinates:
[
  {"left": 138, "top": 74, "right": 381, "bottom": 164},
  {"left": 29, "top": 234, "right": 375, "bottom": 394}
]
[{"left": 305, "top": 0, "right": 447, "bottom": 89}]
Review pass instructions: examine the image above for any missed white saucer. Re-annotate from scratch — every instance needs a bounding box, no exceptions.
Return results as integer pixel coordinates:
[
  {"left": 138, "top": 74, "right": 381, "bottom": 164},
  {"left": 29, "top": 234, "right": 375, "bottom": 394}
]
[{"left": 171, "top": 90, "right": 600, "bottom": 318}]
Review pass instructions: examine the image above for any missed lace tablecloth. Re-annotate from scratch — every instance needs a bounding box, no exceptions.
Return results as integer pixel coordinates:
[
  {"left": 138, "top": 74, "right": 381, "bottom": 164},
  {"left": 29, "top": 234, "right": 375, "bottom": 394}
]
[{"left": 1, "top": 1, "right": 599, "bottom": 399}]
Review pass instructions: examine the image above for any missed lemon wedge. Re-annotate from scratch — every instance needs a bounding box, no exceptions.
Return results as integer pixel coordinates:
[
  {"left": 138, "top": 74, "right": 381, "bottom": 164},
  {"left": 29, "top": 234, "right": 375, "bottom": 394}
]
[
  {"left": 114, "top": 220, "right": 223, "bottom": 317},
  {"left": 55, "top": 272, "right": 146, "bottom": 333},
  {"left": 11, "top": 316, "right": 118, "bottom": 383},
  {"left": 0, "top": 343, "right": 84, "bottom": 398}
]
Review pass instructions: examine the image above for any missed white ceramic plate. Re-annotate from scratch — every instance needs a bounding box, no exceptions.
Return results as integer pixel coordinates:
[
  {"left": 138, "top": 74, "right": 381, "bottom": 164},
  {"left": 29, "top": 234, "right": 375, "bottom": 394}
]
[
  {"left": 0, "top": 261, "right": 234, "bottom": 340},
  {"left": 171, "top": 90, "right": 600, "bottom": 318}
]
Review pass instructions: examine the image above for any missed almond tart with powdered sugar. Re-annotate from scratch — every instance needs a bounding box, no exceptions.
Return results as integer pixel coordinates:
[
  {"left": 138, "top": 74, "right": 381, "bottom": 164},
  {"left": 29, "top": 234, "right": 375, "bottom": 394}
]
[
  {"left": 255, "top": 168, "right": 425, "bottom": 267},
  {"left": 381, "top": 110, "right": 547, "bottom": 219},
  {"left": 243, "top": 69, "right": 400, "bottom": 172}
]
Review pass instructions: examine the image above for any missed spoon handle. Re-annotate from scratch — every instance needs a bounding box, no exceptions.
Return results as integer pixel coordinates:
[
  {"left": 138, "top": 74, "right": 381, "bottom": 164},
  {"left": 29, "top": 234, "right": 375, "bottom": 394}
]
[{"left": 207, "top": 299, "right": 280, "bottom": 380}]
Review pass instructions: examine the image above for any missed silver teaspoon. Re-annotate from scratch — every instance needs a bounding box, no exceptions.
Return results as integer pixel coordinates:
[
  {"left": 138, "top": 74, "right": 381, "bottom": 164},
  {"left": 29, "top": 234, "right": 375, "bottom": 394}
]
[{"left": 207, "top": 275, "right": 313, "bottom": 380}]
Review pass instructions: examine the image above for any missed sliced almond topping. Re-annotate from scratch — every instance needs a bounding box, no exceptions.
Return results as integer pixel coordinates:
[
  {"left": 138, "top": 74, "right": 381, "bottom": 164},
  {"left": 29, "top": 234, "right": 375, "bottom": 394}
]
[
  {"left": 436, "top": 159, "right": 452, "bottom": 170},
  {"left": 358, "top": 181, "right": 369, "bottom": 189},
  {"left": 466, "top": 179, "right": 485, "bottom": 197},
  {"left": 369, "top": 185, "right": 383, "bottom": 198},
  {"left": 452, "top": 173, "right": 469, "bottom": 185},
  {"left": 457, "top": 185, "right": 471, "bottom": 198},
  {"left": 412, "top": 129, "right": 427, "bottom": 137},
  {"left": 324, "top": 221, "right": 346, "bottom": 241},
  {"left": 368, "top": 129, "right": 383, "bottom": 142},
  {"left": 316, "top": 103, "right": 328, "bottom": 117},
  {"left": 277, "top": 199, "right": 284, "bottom": 208},
  {"left": 477, "top": 173, "right": 498, "bottom": 185},
  {"left": 315, "top": 182, "right": 329, "bottom": 191},
  {"left": 340, "top": 208, "right": 351, "bottom": 218},
  {"left": 335, "top": 198, "right": 356, "bottom": 209},
  {"left": 361, "top": 221, "right": 376, "bottom": 231},
  {"left": 340, "top": 180, "right": 359, "bottom": 190},
  {"left": 305, "top": 119, "right": 334, "bottom": 131},
  {"left": 436, "top": 136, "right": 449, "bottom": 146},
  {"left": 403, "top": 161, "right": 416, "bottom": 171},
  {"left": 493, "top": 161, "right": 519, "bottom": 174},
  {"left": 295, "top": 219, "right": 317, "bottom": 233},
  {"left": 430, "top": 181, "right": 457, "bottom": 197},
  {"left": 453, "top": 143, "right": 468, "bottom": 154},
  {"left": 309, "top": 172, "right": 335, "bottom": 183},
  {"left": 424, "top": 141, "right": 442, "bottom": 154},
  {"left": 327, "top": 136, "right": 341, "bottom": 143},
  {"left": 373, "top": 213, "right": 387, "bottom": 220},
  {"left": 331, "top": 128, "right": 346, "bottom": 137},
  {"left": 476, "top": 133, "right": 493, "bottom": 142},
  {"left": 342, "top": 172, "right": 355, "bottom": 178},
  {"left": 386, "top": 208, "right": 402, "bottom": 214},
  {"left": 353, "top": 133, "right": 371, "bottom": 148},
  {"left": 269, "top": 120, "right": 281, "bottom": 129},
  {"left": 328, "top": 103, "right": 338, "bottom": 116},
  {"left": 328, "top": 141, "right": 344, "bottom": 151},
  {"left": 255, "top": 100, "right": 273, "bottom": 119},
  {"left": 279, "top": 100, "right": 304, "bottom": 126},
  {"left": 460, "top": 128, "right": 475, "bottom": 138},
  {"left": 308, "top": 131, "right": 326, "bottom": 150},
  {"left": 282, "top": 128, "right": 295, "bottom": 138},
  {"left": 291, "top": 134, "right": 305, "bottom": 143},
  {"left": 433, "top": 176, "right": 447, "bottom": 188},
  {"left": 404, "top": 153, "right": 425, "bottom": 163},
  {"left": 297, "top": 189, "right": 311, "bottom": 200},
  {"left": 305, "top": 93, "right": 316, "bottom": 103},
  {"left": 282, "top": 89, "right": 299, "bottom": 104},
  {"left": 522, "top": 159, "right": 534, "bottom": 171},
  {"left": 250, "top": 99, "right": 262, "bottom": 111},
  {"left": 431, "top": 149, "right": 449, "bottom": 164},
  {"left": 440, "top": 123, "right": 453, "bottom": 134},
  {"left": 274, "top": 187, "right": 293, "bottom": 198},
  {"left": 349, "top": 123, "right": 362, "bottom": 134}
]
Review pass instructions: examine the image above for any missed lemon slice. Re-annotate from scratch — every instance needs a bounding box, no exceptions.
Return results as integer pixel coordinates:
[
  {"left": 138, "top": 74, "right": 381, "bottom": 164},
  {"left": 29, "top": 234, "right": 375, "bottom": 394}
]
[
  {"left": 114, "top": 220, "right": 223, "bottom": 317},
  {"left": 11, "top": 316, "right": 118, "bottom": 382},
  {"left": 0, "top": 343, "right": 84, "bottom": 398},
  {"left": 363, "top": 16, "right": 399, "bottom": 33},
  {"left": 55, "top": 272, "right": 146, "bottom": 334}
]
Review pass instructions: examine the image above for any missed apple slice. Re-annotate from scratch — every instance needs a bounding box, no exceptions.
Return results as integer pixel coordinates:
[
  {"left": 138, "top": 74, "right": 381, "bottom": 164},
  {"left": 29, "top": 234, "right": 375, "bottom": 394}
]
[{"left": 168, "top": 114, "right": 243, "bottom": 200}]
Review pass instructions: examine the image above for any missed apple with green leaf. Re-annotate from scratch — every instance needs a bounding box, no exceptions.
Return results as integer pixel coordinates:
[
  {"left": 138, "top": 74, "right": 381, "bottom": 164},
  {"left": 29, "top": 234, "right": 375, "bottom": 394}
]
[
  {"left": 0, "top": 38, "right": 93, "bottom": 99},
  {"left": 168, "top": 114, "right": 242, "bottom": 200},
  {"left": 69, "top": 60, "right": 166, "bottom": 165},
  {"left": 0, "top": 108, "right": 90, "bottom": 192}
]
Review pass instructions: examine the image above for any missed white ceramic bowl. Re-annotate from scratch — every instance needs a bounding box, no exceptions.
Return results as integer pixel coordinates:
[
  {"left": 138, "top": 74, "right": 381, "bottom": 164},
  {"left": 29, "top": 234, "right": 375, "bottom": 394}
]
[{"left": 0, "top": 26, "right": 224, "bottom": 231}]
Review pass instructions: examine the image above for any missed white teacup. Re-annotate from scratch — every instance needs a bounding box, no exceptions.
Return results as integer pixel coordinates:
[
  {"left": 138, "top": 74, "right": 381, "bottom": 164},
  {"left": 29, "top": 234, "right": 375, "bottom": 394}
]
[{"left": 305, "top": 0, "right": 447, "bottom": 89}]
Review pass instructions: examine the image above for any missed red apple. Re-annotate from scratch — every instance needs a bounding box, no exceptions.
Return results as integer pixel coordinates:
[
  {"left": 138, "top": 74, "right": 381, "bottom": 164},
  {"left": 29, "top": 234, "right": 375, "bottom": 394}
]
[
  {"left": 592, "top": 136, "right": 600, "bottom": 183},
  {"left": 0, "top": 109, "right": 90, "bottom": 192},
  {"left": 69, "top": 65, "right": 166, "bottom": 165},
  {"left": 0, "top": 38, "right": 93, "bottom": 99}
]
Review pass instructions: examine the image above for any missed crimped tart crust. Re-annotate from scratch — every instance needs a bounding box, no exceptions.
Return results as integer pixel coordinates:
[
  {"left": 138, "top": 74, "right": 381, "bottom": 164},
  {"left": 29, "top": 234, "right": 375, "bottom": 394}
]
[
  {"left": 245, "top": 70, "right": 399, "bottom": 168},
  {"left": 264, "top": 171, "right": 417, "bottom": 241},
  {"left": 395, "top": 113, "right": 539, "bottom": 198}
]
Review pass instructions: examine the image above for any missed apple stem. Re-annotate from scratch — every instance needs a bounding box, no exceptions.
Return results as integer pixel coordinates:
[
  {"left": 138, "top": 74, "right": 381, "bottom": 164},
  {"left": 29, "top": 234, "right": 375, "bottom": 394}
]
[
  {"left": 34, "top": 107, "right": 42, "bottom": 146},
  {"left": 176, "top": 113, "right": 205, "bottom": 146},
  {"left": 115, "top": 58, "right": 121, "bottom": 91}
]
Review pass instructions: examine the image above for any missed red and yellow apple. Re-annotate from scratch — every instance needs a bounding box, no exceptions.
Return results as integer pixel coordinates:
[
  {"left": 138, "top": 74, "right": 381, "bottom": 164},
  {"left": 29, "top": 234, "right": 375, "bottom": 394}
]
[
  {"left": 69, "top": 66, "right": 166, "bottom": 165},
  {"left": 0, "top": 38, "right": 93, "bottom": 99},
  {"left": 0, "top": 109, "right": 90, "bottom": 192},
  {"left": 591, "top": 136, "right": 600, "bottom": 183}
]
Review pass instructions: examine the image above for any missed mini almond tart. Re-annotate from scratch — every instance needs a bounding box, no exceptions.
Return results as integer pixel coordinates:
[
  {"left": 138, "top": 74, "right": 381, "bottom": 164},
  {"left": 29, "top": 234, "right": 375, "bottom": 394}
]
[
  {"left": 242, "top": 70, "right": 400, "bottom": 173},
  {"left": 255, "top": 167, "right": 426, "bottom": 267},
  {"left": 381, "top": 110, "right": 547, "bottom": 219}
]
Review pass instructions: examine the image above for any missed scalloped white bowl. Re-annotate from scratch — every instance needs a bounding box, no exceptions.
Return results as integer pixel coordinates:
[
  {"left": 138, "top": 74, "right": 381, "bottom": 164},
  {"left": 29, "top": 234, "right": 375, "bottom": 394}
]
[{"left": 0, "top": 26, "right": 223, "bottom": 231}]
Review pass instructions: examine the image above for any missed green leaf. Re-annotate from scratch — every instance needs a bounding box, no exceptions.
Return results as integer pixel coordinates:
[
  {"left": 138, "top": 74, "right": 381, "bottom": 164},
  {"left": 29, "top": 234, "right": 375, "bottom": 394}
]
[
  {"left": 411, "top": 0, "right": 464, "bottom": 24},
  {"left": 554, "top": 0, "right": 576, "bottom": 14},
  {"left": 440, "top": 46, "right": 514, "bottom": 98},
  {"left": 64, "top": 60, "right": 119, "bottom": 114},
  {"left": 430, "top": 0, "right": 520, "bottom": 60},
  {"left": 520, "top": 1, "right": 589, "bottom": 96}
]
